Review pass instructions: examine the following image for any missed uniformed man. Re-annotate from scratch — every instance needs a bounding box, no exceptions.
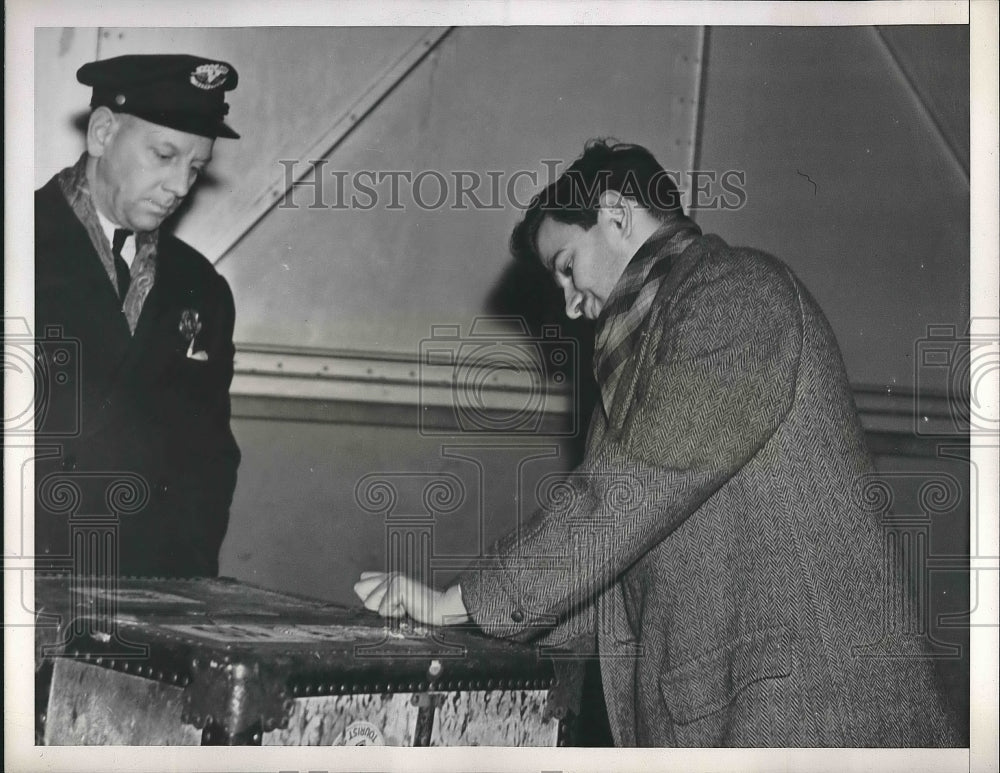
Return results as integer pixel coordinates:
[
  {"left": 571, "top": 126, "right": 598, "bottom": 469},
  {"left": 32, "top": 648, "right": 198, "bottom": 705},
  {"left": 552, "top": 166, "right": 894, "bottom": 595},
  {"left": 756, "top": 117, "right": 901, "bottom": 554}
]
[{"left": 35, "top": 54, "right": 242, "bottom": 577}]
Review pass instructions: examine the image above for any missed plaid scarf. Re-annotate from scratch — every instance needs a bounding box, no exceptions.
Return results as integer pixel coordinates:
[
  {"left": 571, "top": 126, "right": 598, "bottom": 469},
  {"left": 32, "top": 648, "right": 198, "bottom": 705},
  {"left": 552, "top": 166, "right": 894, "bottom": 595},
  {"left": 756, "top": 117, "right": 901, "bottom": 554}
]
[
  {"left": 593, "top": 216, "right": 701, "bottom": 418},
  {"left": 57, "top": 154, "right": 158, "bottom": 334}
]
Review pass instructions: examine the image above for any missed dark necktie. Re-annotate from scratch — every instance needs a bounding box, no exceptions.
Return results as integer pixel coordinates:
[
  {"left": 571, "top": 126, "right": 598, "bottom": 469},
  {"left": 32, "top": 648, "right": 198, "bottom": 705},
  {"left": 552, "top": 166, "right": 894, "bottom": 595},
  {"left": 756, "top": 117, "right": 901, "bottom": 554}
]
[{"left": 112, "top": 228, "right": 133, "bottom": 301}]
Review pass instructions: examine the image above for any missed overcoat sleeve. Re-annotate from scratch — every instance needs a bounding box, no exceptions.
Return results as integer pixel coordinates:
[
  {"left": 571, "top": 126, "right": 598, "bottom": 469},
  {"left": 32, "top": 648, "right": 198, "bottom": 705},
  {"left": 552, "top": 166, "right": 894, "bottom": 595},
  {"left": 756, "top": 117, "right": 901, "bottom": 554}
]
[
  {"left": 459, "top": 251, "right": 803, "bottom": 640},
  {"left": 187, "top": 272, "right": 241, "bottom": 569},
  {"left": 203, "top": 273, "right": 238, "bottom": 432},
  {"left": 162, "top": 253, "right": 242, "bottom": 575}
]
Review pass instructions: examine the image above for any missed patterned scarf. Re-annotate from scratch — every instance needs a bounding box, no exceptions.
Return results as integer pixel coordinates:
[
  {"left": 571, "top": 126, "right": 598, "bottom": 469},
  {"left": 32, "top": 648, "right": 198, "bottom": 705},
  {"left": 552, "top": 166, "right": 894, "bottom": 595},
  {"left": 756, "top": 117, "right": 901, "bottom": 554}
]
[
  {"left": 57, "top": 154, "right": 158, "bottom": 334},
  {"left": 593, "top": 215, "right": 701, "bottom": 418}
]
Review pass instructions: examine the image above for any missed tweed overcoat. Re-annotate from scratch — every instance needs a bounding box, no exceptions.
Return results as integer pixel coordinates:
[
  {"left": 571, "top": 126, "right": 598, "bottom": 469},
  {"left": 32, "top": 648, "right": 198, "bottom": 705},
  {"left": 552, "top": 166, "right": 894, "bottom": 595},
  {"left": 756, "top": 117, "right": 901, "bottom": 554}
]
[
  {"left": 34, "top": 174, "right": 240, "bottom": 577},
  {"left": 459, "top": 233, "right": 961, "bottom": 746}
]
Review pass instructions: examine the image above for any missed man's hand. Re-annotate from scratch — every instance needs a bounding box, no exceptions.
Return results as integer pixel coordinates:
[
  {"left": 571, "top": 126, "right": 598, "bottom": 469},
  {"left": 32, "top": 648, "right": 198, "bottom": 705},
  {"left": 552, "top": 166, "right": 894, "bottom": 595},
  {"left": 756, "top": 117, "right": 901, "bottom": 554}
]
[{"left": 353, "top": 572, "right": 470, "bottom": 627}]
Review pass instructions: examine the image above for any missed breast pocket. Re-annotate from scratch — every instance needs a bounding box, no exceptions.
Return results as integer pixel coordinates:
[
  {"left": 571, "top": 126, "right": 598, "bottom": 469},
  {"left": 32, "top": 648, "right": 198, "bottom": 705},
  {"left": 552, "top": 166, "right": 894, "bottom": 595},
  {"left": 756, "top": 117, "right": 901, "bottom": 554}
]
[{"left": 659, "top": 625, "right": 793, "bottom": 745}]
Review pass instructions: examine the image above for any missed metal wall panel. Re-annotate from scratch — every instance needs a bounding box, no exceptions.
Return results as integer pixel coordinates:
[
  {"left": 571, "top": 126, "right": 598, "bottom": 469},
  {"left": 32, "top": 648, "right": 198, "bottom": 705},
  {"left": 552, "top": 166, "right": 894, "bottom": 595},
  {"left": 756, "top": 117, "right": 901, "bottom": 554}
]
[
  {"left": 88, "top": 26, "right": 446, "bottom": 258},
  {"left": 34, "top": 27, "right": 100, "bottom": 187},
  {"left": 694, "top": 26, "right": 969, "bottom": 392},
  {"left": 220, "top": 417, "right": 582, "bottom": 607},
  {"left": 218, "top": 26, "right": 703, "bottom": 356},
  {"left": 878, "top": 25, "right": 970, "bottom": 176}
]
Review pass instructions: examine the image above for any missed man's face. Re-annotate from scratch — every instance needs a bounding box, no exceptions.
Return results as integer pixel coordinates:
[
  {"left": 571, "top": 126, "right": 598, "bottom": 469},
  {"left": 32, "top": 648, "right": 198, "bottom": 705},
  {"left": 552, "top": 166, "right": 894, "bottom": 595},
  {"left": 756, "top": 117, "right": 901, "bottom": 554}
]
[
  {"left": 536, "top": 215, "right": 629, "bottom": 320},
  {"left": 89, "top": 113, "right": 214, "bottom": 232}
]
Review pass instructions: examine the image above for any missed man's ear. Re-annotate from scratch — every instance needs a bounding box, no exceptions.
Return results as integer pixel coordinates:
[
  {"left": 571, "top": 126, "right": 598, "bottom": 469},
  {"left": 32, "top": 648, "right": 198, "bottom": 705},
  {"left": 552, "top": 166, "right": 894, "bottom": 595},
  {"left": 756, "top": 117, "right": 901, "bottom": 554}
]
[
  {"left": 597, "top": 189, "right": 634, "bottom": 238},
  {"left": 86, "top": 107, "right": 120, "bottom": 158}
]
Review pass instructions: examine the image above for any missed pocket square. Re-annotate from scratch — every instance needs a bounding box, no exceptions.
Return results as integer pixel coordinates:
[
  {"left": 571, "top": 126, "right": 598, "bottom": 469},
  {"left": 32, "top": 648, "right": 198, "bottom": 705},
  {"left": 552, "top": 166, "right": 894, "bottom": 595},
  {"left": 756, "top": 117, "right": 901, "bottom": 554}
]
[
  {"left": 186, "top": 340, "right": 209, "bottom": 361},
  {"left": 180, "top": 309, "right": 208, "bottom": 360}
]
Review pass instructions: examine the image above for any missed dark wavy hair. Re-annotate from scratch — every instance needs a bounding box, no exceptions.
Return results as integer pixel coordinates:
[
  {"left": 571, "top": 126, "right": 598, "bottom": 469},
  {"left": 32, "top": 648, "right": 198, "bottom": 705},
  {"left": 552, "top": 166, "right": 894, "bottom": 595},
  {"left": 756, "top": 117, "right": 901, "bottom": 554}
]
[{"left": 511, "top": 139, "right": 685, "bottom": 264}]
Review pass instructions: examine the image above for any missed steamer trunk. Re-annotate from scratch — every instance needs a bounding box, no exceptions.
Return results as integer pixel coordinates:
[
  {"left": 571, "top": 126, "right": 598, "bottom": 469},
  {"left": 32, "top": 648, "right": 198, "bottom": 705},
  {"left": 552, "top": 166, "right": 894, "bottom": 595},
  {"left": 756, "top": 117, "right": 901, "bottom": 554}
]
[{"left": 35, "top": 575, "right": 578, "bottom": 746}]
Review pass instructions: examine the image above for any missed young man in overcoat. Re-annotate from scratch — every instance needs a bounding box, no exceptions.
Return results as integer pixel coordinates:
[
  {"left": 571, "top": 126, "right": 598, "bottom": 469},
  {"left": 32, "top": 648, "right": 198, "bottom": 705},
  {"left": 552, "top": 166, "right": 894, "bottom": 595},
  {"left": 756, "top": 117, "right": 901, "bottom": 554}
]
[{"left": 356, "top": 140, "right": 962, "bottom": 746}]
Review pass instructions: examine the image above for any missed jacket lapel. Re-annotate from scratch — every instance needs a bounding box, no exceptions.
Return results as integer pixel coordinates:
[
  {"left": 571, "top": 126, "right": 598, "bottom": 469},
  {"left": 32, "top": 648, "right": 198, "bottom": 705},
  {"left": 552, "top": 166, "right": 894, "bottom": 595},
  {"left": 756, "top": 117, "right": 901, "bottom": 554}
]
[
  {"left": 117, "top": 241, "right": 204, "bottom": 377},
  {"left": 43, "top": 181, "right": 134, "bottom": 363},
  {"left": 117, "top": 247, "right": 178, "bottom": 376},
  {"left": 128, "top": 271, "right": 165, "bottom": 351}
]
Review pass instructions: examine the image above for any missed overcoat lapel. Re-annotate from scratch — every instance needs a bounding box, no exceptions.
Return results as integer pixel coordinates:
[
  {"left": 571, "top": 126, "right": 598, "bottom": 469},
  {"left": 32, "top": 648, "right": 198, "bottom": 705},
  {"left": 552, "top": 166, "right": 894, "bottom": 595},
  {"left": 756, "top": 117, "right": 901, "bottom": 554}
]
[
  {"left": 606, "top": 328, "right": 650, "bottom": 431},
  {"left": 605, "top": 236, "right": 715, "bottom": 432}
]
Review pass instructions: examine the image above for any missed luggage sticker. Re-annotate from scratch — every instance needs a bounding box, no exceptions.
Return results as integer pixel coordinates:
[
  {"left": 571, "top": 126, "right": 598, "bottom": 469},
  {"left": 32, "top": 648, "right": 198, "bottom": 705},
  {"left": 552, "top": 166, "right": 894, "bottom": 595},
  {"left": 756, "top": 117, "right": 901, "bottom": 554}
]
[{"left": 337, "top": 721, "right": 385, "bottom": 745}]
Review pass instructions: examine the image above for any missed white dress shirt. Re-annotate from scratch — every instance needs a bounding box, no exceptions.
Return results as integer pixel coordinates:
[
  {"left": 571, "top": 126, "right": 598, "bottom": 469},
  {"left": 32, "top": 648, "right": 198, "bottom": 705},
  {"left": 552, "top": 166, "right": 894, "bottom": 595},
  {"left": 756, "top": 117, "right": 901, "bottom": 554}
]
[{"left": 95, "top": 209, "right": 136, "bottom": 268}]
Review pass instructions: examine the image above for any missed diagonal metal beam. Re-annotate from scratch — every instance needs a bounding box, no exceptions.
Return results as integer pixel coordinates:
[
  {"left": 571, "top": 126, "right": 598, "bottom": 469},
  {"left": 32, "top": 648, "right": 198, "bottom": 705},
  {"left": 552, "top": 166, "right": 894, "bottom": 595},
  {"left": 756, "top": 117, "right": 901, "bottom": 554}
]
[
  {"left": 690, "top": 25, "right": 709, "bottom": 178},
  {"left": 211, "top": 27, "right": 453, "bottom": 264},
  {"left": 874, "top": 27, "right": 970, "bottom": 184}
]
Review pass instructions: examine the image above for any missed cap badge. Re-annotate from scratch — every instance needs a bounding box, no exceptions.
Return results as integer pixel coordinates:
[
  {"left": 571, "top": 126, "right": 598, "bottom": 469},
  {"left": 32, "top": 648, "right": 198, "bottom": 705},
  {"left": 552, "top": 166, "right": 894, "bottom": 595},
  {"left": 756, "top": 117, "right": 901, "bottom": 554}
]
[{"left": 190, "top": 63, "right": 229, "bottom": 90}]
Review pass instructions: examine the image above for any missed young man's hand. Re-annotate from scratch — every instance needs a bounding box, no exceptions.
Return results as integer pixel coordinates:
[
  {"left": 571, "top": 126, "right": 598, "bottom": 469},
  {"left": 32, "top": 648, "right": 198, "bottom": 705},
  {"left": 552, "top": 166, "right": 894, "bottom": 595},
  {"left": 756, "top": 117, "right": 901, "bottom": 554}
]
[{"left": 353, "top": 572, "right": 469, "bottom": 627}]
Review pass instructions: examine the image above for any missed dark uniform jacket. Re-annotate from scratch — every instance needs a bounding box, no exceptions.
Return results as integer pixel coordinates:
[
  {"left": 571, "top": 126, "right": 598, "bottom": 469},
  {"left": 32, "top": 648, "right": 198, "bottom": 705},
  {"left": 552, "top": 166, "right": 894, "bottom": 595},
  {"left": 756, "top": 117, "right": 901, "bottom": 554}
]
[
  {"left": 460, "top": 234, "right": 962, "bottom": 746},
  {"left": 34, "top": 174, "right": 240, "bottom": 577}
]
